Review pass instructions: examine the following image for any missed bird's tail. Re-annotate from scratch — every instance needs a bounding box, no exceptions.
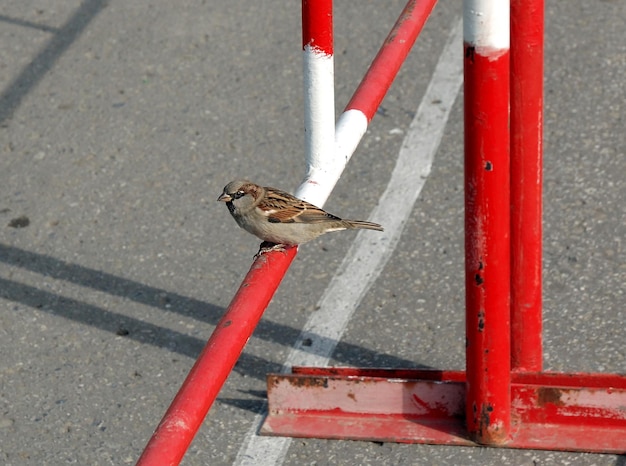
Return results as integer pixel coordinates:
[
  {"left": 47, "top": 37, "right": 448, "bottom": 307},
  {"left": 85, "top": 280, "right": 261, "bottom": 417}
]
[{"left": 344, "top": 219, "right": 384, "bottom": 231}]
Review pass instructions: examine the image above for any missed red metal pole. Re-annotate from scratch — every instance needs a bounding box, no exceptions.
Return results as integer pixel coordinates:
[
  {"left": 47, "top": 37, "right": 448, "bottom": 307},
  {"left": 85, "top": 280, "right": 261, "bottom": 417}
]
[
  {"left": 345, "top": 0, "right": 438, "bottom": 121},
  {"left": 463, "top": 1, "right": 511, "bottom": 444},
  {"left": 299, "top": 0, "right": 337, "bottom": 205},
  {"left": 302, "top": 0, "right": 332, "bottom": 55},
  {"left": 262, "top": 0, "right": 626, "bottom": 455},
  {"left": 137, "top": 248, "right": 297, "bottom": 466},
  {"left": 510, "top": 0, "right": 544, "bottom": 372}
]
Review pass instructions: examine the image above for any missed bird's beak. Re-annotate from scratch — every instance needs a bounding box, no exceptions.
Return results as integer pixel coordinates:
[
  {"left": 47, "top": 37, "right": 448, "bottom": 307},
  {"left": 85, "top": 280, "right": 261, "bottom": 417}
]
[{"left": 217, "top": 192, "right": 231, "bottom": 202}]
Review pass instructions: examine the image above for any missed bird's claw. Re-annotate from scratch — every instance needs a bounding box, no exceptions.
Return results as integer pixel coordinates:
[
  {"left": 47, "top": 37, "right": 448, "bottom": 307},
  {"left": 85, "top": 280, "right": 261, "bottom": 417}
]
[{"left": 253, "top": 242, "right": 286, "bottom": 260}]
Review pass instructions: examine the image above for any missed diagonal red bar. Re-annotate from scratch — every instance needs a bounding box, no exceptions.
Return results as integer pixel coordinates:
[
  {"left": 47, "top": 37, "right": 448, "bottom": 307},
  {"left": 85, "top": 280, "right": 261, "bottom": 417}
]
[
  {"left": 345, "top": 0, "right": 438, "bottom": 121},
  {"left": 137, "top": 247, "right": 297, "bottom": 466}
]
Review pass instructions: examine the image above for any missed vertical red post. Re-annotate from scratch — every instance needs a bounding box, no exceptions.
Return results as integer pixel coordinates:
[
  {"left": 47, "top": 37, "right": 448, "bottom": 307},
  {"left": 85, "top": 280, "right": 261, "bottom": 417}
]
[
  {"left": 301, "top": 0, "right": 335, "bottom": 185},
  {"left": 298, "top": 0, "right": 337, "bottom": 206},
  {"left": 510, "top": 0, "right": 544, "bottom": 372},
  {"left": 302, "top": 0, "right": 333, "bottom": 55},
  {"left": 463, "top": 1, "right": 511, "bottom": 444}
]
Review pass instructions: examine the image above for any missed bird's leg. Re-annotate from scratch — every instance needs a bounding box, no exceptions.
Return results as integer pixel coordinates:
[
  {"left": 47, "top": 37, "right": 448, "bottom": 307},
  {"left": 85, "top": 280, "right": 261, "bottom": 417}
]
[{"left": 253, "top": 241, "right": 286, "bottom": 259}]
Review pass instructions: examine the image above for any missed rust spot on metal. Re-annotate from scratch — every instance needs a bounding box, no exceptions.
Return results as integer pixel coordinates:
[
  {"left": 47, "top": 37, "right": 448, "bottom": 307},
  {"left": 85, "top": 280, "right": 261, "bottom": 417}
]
[
  {"left": 222, "top": 320, "right": 232, "bottom": 328},
  {"left": 538, "top": 387, "right": 564, "bottom": 406},
  {"left": 347, "top": 392, "right": 356, "bottom": 402},
  {"left": 384, "top": 1, "right": 415, "bottom": 45},
  {"left": 479, "top": 403, "right": 493, "bottom": 432},
  {"left": 469, "top": 403, "right": 498, "bottom": 442},
  {"left": 465, "top": 45, "right": 476, "bottom": 63},
  {"left": 477, "top": 310, "right": 485, "bottom": 332},
  {"left": 268, "top": 376, "right": 281, "bottom": 387},
  {"left": 485, "top": 161, "right": 493, "bottom": 171},
  {"left": 286, "top": 376, "right": 329, "bottom": 389},
  {"left": 475, "top": 273, "right": 484, "bottom": 286}
]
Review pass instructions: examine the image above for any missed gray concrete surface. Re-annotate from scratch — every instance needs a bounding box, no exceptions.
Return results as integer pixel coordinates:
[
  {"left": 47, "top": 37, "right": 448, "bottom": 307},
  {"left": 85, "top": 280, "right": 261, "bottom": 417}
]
[{"left": 0, "top": 0, "right": 624, "bottom": 465}]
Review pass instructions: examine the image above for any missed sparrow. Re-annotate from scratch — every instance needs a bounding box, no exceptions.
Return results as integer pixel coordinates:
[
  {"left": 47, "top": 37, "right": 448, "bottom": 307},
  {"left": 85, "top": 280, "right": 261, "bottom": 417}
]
[{"left": 217, "top": 180, "right": 383, "bottom": 252}]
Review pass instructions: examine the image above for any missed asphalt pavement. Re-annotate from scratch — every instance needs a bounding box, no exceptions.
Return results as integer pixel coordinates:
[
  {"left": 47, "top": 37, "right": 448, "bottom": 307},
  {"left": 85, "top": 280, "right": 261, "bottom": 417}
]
[{"left": 1, "top": 0, "right": 624, "bottom": 465}]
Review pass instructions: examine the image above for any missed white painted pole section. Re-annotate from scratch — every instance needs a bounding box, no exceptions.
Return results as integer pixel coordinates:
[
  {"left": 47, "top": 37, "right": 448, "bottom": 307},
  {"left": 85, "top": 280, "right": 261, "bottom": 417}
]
[
  {"left": 296, "top": 108, "right": 368, "bottom": 207},
  {"left": 463, "top": 0, "right": 509, "bottom": 52},
  {"left": 299, "top": 46, "right": 336, "bottom": 206}
]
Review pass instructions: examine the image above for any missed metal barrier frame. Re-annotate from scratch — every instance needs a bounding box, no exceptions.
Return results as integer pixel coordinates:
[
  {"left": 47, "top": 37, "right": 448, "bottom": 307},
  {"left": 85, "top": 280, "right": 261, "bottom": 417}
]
[{"left": 138, "top": 1, "right": 626, "bottom": 463}]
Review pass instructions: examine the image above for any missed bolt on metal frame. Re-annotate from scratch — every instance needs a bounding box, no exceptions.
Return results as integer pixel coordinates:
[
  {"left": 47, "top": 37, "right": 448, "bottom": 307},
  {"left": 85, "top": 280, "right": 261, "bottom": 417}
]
[{"left": 138, "top": 0, "right": 626, "bottom": 463}]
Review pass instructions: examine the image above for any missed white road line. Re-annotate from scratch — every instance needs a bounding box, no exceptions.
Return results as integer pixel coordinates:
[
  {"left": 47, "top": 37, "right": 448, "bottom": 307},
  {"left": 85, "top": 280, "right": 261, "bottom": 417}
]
[{"left": 233, "top": 18, "right": 464, "bottom": 466}]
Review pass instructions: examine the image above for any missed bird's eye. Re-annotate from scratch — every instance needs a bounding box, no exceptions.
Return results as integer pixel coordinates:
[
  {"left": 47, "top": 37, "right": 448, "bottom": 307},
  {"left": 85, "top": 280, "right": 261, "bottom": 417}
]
[{"left": 232, "top": 190, "right": 245, "bottom": 200}]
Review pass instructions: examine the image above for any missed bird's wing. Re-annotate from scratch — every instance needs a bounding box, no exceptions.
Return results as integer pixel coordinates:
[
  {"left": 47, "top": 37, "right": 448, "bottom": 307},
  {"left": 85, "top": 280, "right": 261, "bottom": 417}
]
[{"left": 261, "top": 188, "right": 342, "bottom": 224}]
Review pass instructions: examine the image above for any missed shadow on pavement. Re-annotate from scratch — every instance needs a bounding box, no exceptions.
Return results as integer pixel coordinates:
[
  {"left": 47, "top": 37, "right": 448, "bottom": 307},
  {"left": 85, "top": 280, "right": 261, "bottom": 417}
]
[
  {"left": 0, "top": 0, "right": 108, "bottom": 125},
  {"left": 1, "top": 243, "right": 428, "bottom": 388}
]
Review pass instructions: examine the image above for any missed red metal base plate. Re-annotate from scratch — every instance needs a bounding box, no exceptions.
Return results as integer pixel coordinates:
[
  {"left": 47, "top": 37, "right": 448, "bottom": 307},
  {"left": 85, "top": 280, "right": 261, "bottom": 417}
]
[{"left": 261, "top": 367, "right": 626, "bottom": 453}]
